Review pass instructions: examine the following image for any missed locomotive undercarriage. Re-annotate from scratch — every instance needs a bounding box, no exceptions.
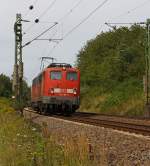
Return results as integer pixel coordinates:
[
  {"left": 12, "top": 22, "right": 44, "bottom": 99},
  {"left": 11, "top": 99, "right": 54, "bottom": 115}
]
[{"left": 31, "top": 96, "right": 79, "bottom": 115}]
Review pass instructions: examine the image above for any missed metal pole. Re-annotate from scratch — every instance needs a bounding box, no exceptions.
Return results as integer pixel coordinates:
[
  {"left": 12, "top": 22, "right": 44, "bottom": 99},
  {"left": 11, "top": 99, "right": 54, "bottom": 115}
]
[
  {"left": 145, "top": 19, "right": 150, "bottom": 117},
  {"left": 13, "top": 14, "right": 23, "bottom": 107},
  {"left": 146, "top": 19, "right": 150, "bottom": 103}
]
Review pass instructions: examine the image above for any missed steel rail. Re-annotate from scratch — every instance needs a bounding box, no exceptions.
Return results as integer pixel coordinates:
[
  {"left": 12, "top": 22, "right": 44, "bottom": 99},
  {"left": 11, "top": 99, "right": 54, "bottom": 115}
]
[
  {"left": 24, "top": 108, "right": 150, "bottom": 136},
  {"left": 67, "top": 117, "right": 150, "bottom": 136}
]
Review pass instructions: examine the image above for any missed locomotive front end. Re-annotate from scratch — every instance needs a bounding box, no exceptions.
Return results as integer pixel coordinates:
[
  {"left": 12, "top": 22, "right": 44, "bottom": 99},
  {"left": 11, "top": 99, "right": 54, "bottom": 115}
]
[
  {"left": 31, "top": 63, "right": 80, "bottom": 114},
  {"left": 44, "top": 63, "right": 80, "bottom": 113}
]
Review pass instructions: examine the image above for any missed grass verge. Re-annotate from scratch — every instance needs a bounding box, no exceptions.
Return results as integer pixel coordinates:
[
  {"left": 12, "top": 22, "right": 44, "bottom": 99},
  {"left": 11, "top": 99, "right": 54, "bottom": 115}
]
[
  {"left": 79, "top": 79, "right": 145, "bottom": 117},
  {"left": 0, "top": 98, "right": 95, "bottom": 166}
]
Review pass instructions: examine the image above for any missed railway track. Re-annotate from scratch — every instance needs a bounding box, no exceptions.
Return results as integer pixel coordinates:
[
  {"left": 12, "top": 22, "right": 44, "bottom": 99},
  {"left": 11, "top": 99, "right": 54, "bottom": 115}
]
[{"left": 24, "top": 108, "right": 150, "bottom": 136}]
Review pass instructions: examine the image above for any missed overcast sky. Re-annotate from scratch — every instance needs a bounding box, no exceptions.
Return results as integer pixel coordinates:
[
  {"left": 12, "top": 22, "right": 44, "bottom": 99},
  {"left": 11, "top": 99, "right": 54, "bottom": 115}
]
[{"left": 0, "top": 0, "right": 150, "bottom": 84}]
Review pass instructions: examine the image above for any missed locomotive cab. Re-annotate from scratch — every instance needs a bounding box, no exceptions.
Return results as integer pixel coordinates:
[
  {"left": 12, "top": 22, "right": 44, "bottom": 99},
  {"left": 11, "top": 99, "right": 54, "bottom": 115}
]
[{"left": 31, "top": 63, "right": 80, "bottom": 114}]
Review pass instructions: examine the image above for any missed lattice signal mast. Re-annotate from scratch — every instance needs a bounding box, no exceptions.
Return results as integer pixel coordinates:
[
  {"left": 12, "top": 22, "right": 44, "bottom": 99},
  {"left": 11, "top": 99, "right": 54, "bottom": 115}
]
[
  {"left": 145, "top": 19, "right": 150, "bottom": 106},
  {"left": 13, "top": 14, "right": 23, "bottom": 101}
]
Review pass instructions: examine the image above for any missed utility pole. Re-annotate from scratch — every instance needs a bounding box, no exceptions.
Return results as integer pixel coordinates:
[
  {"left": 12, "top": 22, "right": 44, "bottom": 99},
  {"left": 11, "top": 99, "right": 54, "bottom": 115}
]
[
  {"left": 12, "top": 14, "right": 58, "bottom": 102},
  {"left": 13, "top": 14, "right": 23, "bottom": 106},
  {"left": 12, "top": 14, "right": 59, "bottom": 111},
  {"left": 145, "top": 19, "right": 150, "bottom": 117}
]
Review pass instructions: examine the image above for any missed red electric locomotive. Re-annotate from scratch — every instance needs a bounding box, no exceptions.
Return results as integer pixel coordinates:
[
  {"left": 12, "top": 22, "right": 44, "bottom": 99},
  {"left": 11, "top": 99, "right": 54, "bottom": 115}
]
[{"left": 31, "top": 63, "right": 80, "bottom": 114}]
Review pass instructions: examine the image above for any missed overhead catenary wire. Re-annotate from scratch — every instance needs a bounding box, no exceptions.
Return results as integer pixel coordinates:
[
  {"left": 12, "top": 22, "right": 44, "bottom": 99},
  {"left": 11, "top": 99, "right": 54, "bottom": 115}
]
[
  {"left": 23, "top": 0, "right": 57, "bottom": 35},
  {"left": 64, "top": 0, "right": 109, "bottom": 39},
  {"left": 26, "top": 0, "right": 149, "bottom": 70},
  {"left": 119, "top": 0, "right": 150, "bottom": 19},
  {"left": 23, "top": 0, "right": 83, "bottom": 35},
  {"left": 49, "top": 0, "right": 148, "bottom": 56},
  {"left": 59, "top": 0, "right": 84, "bottom": 22},
  {"left": 43, "top": 0, "right": 84, "bottom": 46},
  {"left": 23, "top": 0, "right": 85, "bottom": 54},
  {"left": 39, "top": 27, "right": 60, "bottom": 60},
  {"left": 35, "top": 0, "right": 84, "bottom": 37},
  {"left": 22, "top": 22, "right": 58, "bottom": 48},
  {"left": 96, "top": 0, "right": 150, "bottom": 35},
  {"left": 38, "top": 0, "right": 57, "bottom": 20},
  {"left": 105, "top": 22, "right": 145, "bottom": 25},
  {"left": 47, "top": 0, "right": 109, "bottom": 56},
  {"left": 55, "top": 0, "right": 84, "bottom": 40},
  {"left": 110, "top": 0, "right": 150, "bottom": 21}
]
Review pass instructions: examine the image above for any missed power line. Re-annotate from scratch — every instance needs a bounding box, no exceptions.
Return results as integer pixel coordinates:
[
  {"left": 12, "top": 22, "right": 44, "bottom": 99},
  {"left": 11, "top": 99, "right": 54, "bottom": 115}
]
[
  {"left": 48, "top": 0, "right": 109, "bottom": 56},
  {"left": 59, "top": 0, "right": 84, "bottom": 22},
  {"left": 104, "top": 21, "right": 145, "bottom": 31},
  {"left": 24, "top": 0, "right": 84, "bottom": 54},
  {"left": 105, "top": 22, "right": 145, "bottom": 25},
  {"left": 22, "top": 22, "right": 58, "bottom": 48},
  {"left": 111, "top": 0, "right": 150, "bottom": 21},
  {"left": 44, "top": 0, "right": 84, "bottom": 49},
  {"left": 54, "top": 0, "right": 84, "bottom": 40},
  {"left": 37, "top": 0, "right": 84, "bottom": 38},
  {"left": 23, "top": 0, "right": 83, "bottom": 36},
  {"left": 96, "top": 0, "right": 150, "bottom": 35},
  {"left": 64, "top": 0, "right": 109, "bottom": 39},
  {"left": 39, "top": 0, "right": 57, "bottom": 19},
  {"left": 49, "top": 0, "right": 148, "bottom": 56},
  {"left": 23, "top": 0, "right": 57, "bottom": 35},
  {"left": 96, "top": 23, "right": 105, "bottom": 35},
  {"left": 39, "top": 28, "right": 59, "bottom": 58}
]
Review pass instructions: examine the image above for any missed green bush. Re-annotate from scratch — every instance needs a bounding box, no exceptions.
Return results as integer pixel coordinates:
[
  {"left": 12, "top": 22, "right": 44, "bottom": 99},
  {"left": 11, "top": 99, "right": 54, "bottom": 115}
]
[
  {"left": 101, "top": 79, "right": 143, "bottom": 111},
  {"left": 77, "top": 25, "right": 145, "bottom": 116}
]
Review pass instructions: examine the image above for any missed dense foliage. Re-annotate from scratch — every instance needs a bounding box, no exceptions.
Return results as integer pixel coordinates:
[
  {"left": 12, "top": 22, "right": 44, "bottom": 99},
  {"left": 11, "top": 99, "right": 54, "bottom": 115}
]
[
  {"left": 77, "top": 25, "right": 145, "bottom": 89},
  {"left": 77, "top": 25, "right": 146, "bottom": 116},
  {"left": 0, "top": 73, "right": 30, "bottom": 102},
  {"left": 0, "top": 74, "right": 12, "bottom": 97}
]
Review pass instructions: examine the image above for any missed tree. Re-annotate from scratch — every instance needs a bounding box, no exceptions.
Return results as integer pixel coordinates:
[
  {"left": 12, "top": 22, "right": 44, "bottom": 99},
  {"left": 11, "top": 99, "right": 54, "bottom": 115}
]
[
  {"left": 0, "top": 74, "right": 12, "bottom": 97},
  {"left": 0, "top": 73, "right": 30, "bottom": 104},
  {"left": 76, "top": 25, "right": 145, "bottom": 90}
]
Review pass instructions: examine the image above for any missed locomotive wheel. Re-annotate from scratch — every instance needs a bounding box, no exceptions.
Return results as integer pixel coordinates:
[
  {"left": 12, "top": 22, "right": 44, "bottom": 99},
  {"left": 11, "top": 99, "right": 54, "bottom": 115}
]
[
  {"left": 39, "top": 105, "right": 43, "bottom": 115},
  {"left": 63, "top": 105, "right": 72, "bottom": 116},
  {"left": 42, "top": 108, "right": 47, "bottom": 115}
]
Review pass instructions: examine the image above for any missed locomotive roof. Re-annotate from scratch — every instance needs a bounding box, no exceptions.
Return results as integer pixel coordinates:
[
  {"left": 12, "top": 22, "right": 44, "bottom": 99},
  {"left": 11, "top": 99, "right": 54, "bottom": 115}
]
[
  {"left": 32, "top": 63, "right": 77, "bottom": 83},
  {"left": 47, "top": 63, "right": 72, "bottom": 68}
]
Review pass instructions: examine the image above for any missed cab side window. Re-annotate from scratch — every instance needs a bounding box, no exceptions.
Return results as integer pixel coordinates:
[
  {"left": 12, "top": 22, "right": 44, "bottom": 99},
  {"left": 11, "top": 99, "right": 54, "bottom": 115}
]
[{"left": 50, "top": 71, "right": 62, "bottom": 80}]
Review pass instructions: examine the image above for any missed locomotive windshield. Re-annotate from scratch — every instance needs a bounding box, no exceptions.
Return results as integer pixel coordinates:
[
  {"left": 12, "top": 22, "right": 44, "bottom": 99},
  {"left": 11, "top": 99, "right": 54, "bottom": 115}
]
[
  {"left": 67, "top": 72, "right": 77, "bottom": 80},
  {"left": 50, "top": 71, "right": 62, "bottom": 80}
]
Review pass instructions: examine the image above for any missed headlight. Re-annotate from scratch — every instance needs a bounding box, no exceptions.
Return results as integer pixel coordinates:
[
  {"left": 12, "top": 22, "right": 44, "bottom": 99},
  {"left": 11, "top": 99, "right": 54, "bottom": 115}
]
[
  {"left": 49, "top": 88, "right": 54, "bottom": 94},
  {"left": 73, "top": 88, "right": 77, "bottom": 95}
]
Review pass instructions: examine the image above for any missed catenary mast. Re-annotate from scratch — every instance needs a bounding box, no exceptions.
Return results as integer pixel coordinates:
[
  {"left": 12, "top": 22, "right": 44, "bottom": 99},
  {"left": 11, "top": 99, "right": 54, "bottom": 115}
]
[{"left": 13, "top": 14, "right": 23, "bottom": 103}]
